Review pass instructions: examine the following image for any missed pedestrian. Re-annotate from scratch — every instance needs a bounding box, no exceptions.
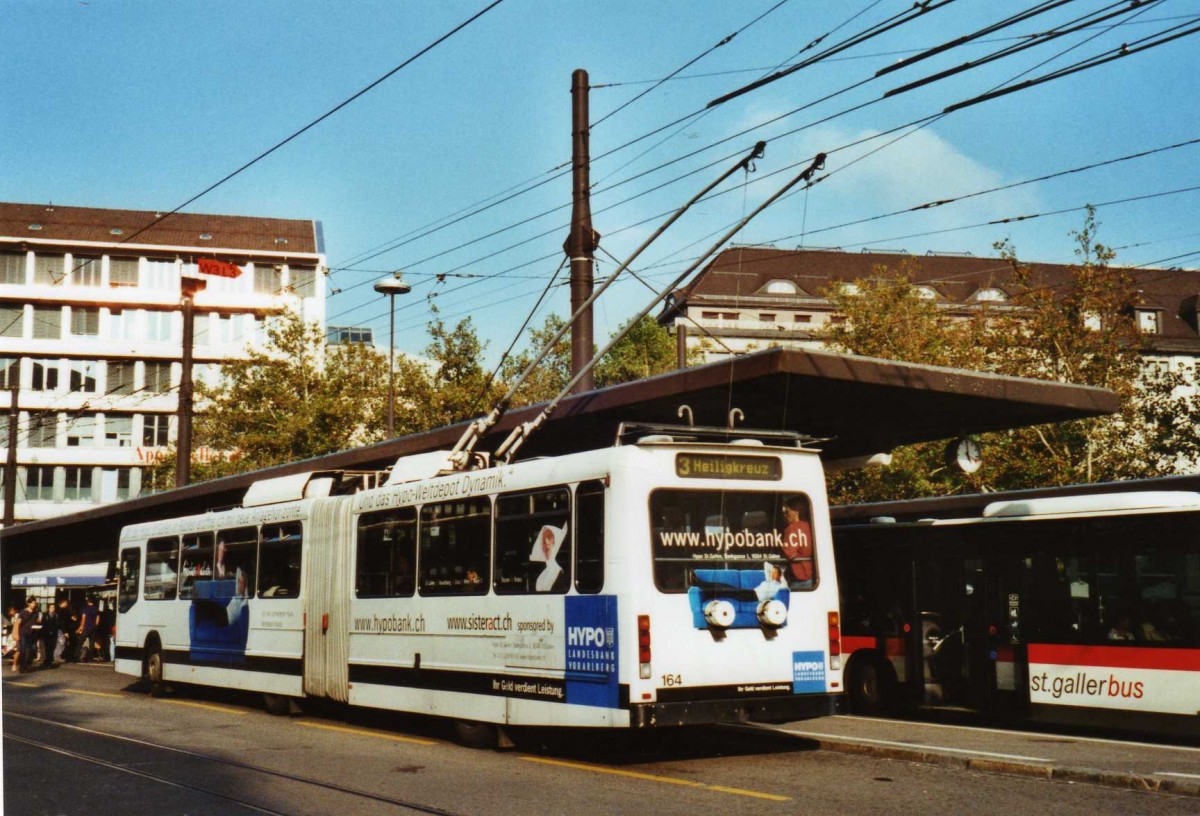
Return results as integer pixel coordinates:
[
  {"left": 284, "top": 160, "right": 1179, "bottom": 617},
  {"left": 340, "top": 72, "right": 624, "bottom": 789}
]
[
  {"left": 55, "top": 599, "right": 76, "bottom": 663},
  {"left": 77, "top": 596, "right": 99, "bottom": 663},
  {"left": 17, "top": 597, "right": 39, "bottom": 672},
  {"left": 40, "top": 600, "right": 58, "bottom": 667},
  {"left": 4, "top": 604, "right": 19, "bottom": 670}
]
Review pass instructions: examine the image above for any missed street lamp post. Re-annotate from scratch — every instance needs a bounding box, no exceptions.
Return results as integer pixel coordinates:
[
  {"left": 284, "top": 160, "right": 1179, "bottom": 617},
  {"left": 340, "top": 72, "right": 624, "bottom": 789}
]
[{"left": 374, "top": 274, "right": 412, "bottom": 438}]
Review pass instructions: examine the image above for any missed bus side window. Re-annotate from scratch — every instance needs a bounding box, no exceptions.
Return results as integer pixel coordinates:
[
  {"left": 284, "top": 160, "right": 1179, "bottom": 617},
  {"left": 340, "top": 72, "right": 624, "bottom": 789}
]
[
  {"left": 494, "top": 488, "right": 571, "bottom": 595},
  {"left": 217, "top": 526, "right": 257, "bottom": 596},
  {"left": 356, "top": 507, "right": 417, "bottom": 598},
  {"left": 575, "top": 480, "right": 605, "bottom": 594},
  {"left": 144, "top": 536, "right": 179, "bottom": 601},
  {"left": 118, "top": 547, "right": 141, "bottom": 613},
  {"left": 259, "top": 522, "right": 302, "bottom": 598},
  {"left": 179, "top": 532, "right": 214, "bottom": 599},
  {"left": 419, "top": 498, "right": 490, "bottom": 596}
]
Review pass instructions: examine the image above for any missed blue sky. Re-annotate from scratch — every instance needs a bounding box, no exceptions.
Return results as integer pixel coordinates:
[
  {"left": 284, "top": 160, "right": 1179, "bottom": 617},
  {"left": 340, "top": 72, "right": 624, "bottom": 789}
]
[{"left": 5, "top": 1, "right": 1199, "bottom": 363}]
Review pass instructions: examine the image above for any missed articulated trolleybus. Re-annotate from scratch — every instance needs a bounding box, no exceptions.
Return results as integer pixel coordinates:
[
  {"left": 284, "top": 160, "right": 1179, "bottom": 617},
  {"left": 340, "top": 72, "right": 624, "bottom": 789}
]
[{"left": 115, "top": 424, "right": 843, "bottom": 743}]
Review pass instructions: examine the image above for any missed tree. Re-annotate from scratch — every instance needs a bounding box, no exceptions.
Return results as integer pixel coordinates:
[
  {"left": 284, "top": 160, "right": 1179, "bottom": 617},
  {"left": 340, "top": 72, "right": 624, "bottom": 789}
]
[
  {"left": 594, "top": 315, "right": 683, "bottom": 387},
  {"left": 821, "top": 212, "right": 1200, "bottom": 503},
  {"left": 500, "top": 312, "right": 692, "bottom": 406},
  {"left": 148, "top": 311, "right": 391, "bottom": 484}
]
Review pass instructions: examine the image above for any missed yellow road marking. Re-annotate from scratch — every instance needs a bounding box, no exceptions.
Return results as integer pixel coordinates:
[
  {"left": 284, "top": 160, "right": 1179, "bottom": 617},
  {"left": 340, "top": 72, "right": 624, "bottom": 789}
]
[
  {"left": 157, "top": 699, "right": 247, "bottom": 715},
  {"left": 294, "top": 720, "right": 438, "bottom": 746},
  {"left": 706, "top": 785, "right": 791, "bottom": 802},
  {"left": 66, "top": 689, "right": 123, "bottom": 699},
  {"left": 5, "top": 681, "right": 37, "bottom": 688},
  {"left": 521, "top": 757, "right": 789, "bottom": 801}
]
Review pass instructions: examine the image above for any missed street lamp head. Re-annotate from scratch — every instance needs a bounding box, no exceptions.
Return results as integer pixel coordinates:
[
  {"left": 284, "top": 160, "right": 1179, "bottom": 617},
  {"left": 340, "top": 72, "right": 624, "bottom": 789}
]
[{"left": 374, "top": 275, "right": 412, "bottom": 296}]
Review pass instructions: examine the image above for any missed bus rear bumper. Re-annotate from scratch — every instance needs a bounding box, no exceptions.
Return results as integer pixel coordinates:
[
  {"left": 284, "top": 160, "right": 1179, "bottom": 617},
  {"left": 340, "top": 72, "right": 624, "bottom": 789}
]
[{"left": 631, "top": 693, "right": 840, "bottom": 728}]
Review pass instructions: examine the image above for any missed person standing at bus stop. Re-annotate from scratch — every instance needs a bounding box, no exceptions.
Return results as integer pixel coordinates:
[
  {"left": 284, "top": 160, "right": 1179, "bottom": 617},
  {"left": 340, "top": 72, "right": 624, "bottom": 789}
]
[
  {"left": 16, "top": 598, "right": 39, "bottom": 672},
  {"left": 781, "top": 496, "right": 814, "bottom": 587},
  {"left": 40, "top": 600, "right": 58, "bottom": 668},
  {"left": 77, "top": 596, "right": 99, "bottom": 663}
]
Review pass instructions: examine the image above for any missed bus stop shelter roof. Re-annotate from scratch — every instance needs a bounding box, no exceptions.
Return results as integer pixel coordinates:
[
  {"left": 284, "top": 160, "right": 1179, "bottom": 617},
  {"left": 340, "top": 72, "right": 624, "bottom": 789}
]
[{"left": 1, "top": 347, "right": 1117, "bottom": 573}]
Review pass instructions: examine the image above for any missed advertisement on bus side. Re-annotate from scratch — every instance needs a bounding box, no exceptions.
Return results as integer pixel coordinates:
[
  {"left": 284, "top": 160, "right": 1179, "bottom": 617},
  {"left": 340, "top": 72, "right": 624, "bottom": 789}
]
[{"left": 1027, "top": 643, "right": 1200, "bottom": 716}]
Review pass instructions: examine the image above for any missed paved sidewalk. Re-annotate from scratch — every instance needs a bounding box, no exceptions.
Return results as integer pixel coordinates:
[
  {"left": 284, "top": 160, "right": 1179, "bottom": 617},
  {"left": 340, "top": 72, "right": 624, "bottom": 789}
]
[{"left": 754, "top": 714, "right": 1200, "bottom": 797}]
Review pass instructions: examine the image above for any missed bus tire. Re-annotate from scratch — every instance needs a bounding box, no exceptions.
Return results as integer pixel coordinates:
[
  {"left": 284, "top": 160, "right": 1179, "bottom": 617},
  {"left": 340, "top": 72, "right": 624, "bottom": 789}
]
[
  {"left": 453, "top": 719, "right": 499, "bottom": 749},
  {"left": 847, "top": 654, "right": 892, "bottom": 715},
  {"left": 263, "top": 693, "right": 293, "bottom": 716},
  {"left": 145, "top": 643, "right": 167, "bottom": 698}
]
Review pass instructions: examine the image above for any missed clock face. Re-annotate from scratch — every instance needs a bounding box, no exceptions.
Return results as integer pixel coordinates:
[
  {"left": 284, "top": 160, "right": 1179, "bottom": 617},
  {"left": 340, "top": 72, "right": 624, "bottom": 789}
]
[{"left": 956, "top": 438, "right": 982, "bottom": 473}]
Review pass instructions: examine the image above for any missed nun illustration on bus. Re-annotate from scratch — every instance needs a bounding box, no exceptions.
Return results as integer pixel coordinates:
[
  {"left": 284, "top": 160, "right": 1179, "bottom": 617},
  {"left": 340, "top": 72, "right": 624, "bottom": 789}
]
[{"left": 530, "top": 523, "right": 568, "bottom": 592}]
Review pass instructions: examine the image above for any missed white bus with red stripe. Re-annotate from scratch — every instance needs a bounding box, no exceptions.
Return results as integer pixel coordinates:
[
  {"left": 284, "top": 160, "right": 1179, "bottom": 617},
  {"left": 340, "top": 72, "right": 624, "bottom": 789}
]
[
  {"left": 114, "top": 426, "right": 844, "bottom": 745},
  {"left": 833, "top": 491, "right": 1199, "bottom": 738}
]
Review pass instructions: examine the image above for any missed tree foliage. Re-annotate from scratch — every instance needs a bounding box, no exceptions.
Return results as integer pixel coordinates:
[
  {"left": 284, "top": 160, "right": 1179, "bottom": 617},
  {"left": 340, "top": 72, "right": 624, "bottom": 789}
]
[
  {"left": 822, "top": 211, "right": 1200, "bottom": 504},
  {"left": 152, "top": 305, "right": 693, "bottom": 490}
]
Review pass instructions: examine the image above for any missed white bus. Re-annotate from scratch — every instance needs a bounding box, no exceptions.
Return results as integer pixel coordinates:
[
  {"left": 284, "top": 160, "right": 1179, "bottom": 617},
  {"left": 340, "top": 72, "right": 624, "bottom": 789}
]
[{"left": 115, "top": 427, "right": 844, "bottom": 744}]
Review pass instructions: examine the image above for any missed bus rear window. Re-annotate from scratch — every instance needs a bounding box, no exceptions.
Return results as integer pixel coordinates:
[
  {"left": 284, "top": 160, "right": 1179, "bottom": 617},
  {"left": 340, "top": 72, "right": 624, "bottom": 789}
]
[{"left": 650, "top": 489, "right": 816, "bottom": 593}]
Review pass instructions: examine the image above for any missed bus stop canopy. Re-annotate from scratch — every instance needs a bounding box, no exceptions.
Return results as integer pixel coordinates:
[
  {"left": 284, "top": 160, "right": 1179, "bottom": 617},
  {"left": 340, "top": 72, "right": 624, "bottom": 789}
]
[{"left": 1, "top": 347, "right": 1118, "bottom": 575}]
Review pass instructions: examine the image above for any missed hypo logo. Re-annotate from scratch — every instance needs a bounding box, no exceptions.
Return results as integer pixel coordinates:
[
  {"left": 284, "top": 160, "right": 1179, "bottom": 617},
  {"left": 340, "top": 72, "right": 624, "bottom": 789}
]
[{"left": 568, "top": 626, "right": 609, "bottom": 647}]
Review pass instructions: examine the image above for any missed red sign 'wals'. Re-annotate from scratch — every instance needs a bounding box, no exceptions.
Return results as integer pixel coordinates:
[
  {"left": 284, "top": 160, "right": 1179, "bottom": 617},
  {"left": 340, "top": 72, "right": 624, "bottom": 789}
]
[{"left": 198, "top": 258, "right": 243, "bottom": 278}]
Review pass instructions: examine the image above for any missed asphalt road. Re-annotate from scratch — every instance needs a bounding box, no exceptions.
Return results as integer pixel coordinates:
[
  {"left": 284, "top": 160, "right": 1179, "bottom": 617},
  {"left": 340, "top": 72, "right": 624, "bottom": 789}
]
[{"left": 3, "top": 664, "right": 1196, "bottom": 816}]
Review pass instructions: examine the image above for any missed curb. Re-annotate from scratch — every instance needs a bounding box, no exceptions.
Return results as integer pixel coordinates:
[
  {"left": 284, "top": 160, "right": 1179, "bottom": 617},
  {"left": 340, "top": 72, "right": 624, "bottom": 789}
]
[{"left": 807, "top": 736, "right": 1200, "bottom": 798}]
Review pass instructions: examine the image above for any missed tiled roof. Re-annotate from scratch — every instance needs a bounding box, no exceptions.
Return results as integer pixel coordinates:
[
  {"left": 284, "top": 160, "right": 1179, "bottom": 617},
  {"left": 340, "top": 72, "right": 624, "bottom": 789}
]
[
  {"left": 0, "top": 202, "right": 318, "bottom": 255},
  {"left": 668, "top": 247, "right": 1200, "bottom": 347}
]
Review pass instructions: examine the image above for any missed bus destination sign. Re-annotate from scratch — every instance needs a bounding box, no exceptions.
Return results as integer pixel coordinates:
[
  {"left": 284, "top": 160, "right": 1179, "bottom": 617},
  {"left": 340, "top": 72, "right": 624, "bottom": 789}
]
[{"left": 675, "top": 454, "right": 782, "bottom": 481}]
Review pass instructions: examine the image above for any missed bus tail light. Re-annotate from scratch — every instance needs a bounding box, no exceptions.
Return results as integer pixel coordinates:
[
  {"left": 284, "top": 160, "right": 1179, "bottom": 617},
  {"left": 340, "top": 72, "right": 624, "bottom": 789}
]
[
  {"left": 828, "top": 611, "right": 842, "bottom": 671},
  {"left": 638, "top": 615, "right": 652, "bottom": 679}
]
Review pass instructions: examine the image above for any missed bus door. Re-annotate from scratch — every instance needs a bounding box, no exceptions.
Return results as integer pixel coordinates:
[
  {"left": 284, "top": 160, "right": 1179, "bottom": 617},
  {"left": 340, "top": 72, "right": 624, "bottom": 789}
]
[{"left": 914, "top": 557, "right": 979, "bottom": 708}]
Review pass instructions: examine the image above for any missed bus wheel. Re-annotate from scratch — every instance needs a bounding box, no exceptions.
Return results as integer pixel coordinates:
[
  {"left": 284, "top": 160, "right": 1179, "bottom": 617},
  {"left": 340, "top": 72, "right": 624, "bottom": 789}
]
[
  {"left": 146, "top": 646, "right": 167, "bottom": 698},
  {"left": 263, "top": 693, "right": 293, "bottom": 716},
  {"left": 847, "top": 656, "right": 889, "bottom": 715},
  {"left": 453, "top": 720, "right": 500, "bottom": 749}
]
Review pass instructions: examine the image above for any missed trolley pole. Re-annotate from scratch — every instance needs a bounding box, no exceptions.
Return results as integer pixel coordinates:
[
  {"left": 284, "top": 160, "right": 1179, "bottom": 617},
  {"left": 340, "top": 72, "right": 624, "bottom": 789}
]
[
  {"left": 566, "top": 68, "right": 598, "bottom": 394},
  {"left": 4, "top": 381, "right": 18, "bottom": 528}
]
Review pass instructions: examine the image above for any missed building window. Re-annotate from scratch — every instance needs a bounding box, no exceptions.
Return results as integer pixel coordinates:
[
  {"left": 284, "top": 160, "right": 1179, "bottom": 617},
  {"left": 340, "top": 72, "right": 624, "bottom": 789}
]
[
  {"left": 104, "top": 415, "right": 133, "bottom": 447},
  {"left": 254, "top": 264, "right": 282, "bottom": 294},
  {"left": 70, "top": 307, "right": 101, "bottom": 337},
  {"left": 759, "top": 313, "right": 777, "bottom": 322},
  {"left": 24, "top": 465, "right": 55, "bottom": 501},
  {"left": 794, "top": 314, "right": 812, "bottom": 324},
  {"left": 29, "top": 360, "right": 59, "bottom": 392},
  {"left": 73, "top": 256, "right": 102, "bottom": 287},
  {"left": 0, "top": 306, "right": 23, "bottom": 337},
  {"left": 0, "top": 252, "right": 25, "bottom": 284},
  {"left": 144, "top": 362, "right": 172, "bottom": 393},
  {"left": 914, "top": 285, "right": 939, "bottom": 300},
  {"left": 765, "top": 279, "right": 800, "bottom": 295},
  {"left": 32, "top": 305, "right": 62, "bottom": 339},
  {"left": 107, "top": 308, "right": 135, "bottom": 341},
  {"left": 972, "top": 287, "right": 1007, "bottom": 302},
  {"left": 27, "top": 413, "right": 58, "bottom": 448},
  {"left": 33, "top": 254, "right": 64, "bottom": 285},
  {"left": 289, "top": 266, "right": 317, "bottom": 298},
  {"left": 0, "top": 357, "right": 17, "bottom": 389},
  {"left": 109, "top": 257, "right": 139, "bottom": 287},
  {"left": 145, "top": 310, "right": 173, "bottom": 342},
  {"left": 64, "top": 466, "right": 93, "bottom": 502},
  {"left": 145, "top": 260, "right": 178, "bottom": 291},
  {"left": 108, "top": 361, "right": 136, "bottom": 395},
  {"left": 65, "top": 415, "right": 98, "bottom": 447},
  {"left": 143, "top": 414, "right": 171, "bottom": 447},
  {"left": 329, "top": 326, "right": 374, "bottom": 345},
  {"left": 68, "top": 360, "right": 99, "bottom": 393},
  {"left": 1137, "top": 310, "right": 1161, "bottom": 334}
]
